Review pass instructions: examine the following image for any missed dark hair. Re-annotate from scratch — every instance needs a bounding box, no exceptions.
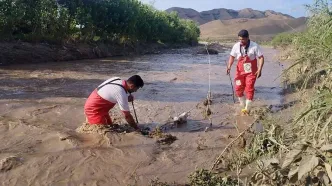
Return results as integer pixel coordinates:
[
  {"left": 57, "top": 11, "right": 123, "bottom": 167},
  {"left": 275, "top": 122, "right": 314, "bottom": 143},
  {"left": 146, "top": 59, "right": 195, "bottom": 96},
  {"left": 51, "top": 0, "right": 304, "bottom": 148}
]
[
  {"left": 238, "top": 29, "right": 249, "bottom": 38},
  {"left": 127, "top": 75, "right": 144, "bottom": 88}
]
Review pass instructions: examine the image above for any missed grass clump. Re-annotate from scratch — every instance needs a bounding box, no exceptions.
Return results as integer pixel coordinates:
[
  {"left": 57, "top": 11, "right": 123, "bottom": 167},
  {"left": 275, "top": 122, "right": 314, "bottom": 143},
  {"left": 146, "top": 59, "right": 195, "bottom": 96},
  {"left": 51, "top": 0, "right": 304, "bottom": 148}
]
[{"left": 188, "top": 169, "right": 239, "bottom": 186}]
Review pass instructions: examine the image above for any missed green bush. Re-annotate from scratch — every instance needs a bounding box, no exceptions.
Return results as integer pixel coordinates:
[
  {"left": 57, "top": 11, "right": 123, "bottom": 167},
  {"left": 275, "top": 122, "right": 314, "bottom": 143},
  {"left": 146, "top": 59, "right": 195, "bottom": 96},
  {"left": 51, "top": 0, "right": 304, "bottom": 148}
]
[
  {"left": 0, "top": 0, "right": 200, "bottom": 44},
  {"left": 188, "top": 169, "right": 238, "bottom": 186},
  {"left": 271, "top": 32, "right": 299, "bottom": 47},
  {"left": 288, "top": 0, "right": 332, "bottom": 147},
  {"left": 251, "top": 1, "right": 332, "bottom": 185}
]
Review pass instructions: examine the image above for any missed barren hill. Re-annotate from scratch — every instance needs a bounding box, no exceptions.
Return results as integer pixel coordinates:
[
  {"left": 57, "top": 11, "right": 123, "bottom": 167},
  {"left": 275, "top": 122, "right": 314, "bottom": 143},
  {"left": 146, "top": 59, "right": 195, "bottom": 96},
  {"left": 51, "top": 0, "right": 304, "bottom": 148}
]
[
  {"left": 166, "top": 7, "right": 294, "bottom": 25},
  {"left": 166, "top": 7, "right": 307, "bottom": 41},
  {"left": 199, "top": 17, "right": 307, "bottom": 41}
]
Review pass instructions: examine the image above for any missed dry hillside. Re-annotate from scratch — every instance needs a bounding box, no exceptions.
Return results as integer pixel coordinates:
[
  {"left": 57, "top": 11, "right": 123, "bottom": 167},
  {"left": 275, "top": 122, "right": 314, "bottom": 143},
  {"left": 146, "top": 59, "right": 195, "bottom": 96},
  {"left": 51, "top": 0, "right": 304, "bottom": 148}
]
[
  {"left": 199, "top": 17, "right": 307, "bottom": 41},
  {"left": 166, "top": 7, "right": 294, "bottom": 25},
  {"left": 166, "top": 7, "right": 307, "bottom": 41}
]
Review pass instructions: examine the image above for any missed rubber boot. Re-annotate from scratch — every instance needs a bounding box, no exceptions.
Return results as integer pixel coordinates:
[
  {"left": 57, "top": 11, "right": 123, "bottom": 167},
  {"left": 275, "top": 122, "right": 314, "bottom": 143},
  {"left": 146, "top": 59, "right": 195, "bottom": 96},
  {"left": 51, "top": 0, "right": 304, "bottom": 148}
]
[
  {"left": 238, "top": 96, "right": 245, "bottom": 108},
  {"left": 241, "top": 99, "right": 252, "bottom": 115}
]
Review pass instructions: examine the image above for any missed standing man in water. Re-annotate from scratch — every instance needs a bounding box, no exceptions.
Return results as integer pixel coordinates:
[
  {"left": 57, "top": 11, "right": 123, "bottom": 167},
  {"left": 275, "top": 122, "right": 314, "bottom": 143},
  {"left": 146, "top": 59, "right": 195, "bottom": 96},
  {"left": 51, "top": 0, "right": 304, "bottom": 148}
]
[
  {"left": 83, "top": 75, "right": 144, "bottom": 130},
  {"left": 226, "top": 29, "right": 264, "bottom": 115}
]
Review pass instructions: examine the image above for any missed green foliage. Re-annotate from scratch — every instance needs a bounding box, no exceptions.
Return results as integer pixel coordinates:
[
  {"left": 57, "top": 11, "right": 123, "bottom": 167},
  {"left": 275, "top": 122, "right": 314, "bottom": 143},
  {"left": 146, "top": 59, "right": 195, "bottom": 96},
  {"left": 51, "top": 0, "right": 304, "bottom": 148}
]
[
  {"left": 148, "top": 177, "right": 177, "bottom": 186},
  {"left": 283, "top": 0, "right": 332, "bottom": 89},
  {"left": 188, "top": 169, "right": 239, "bottom": 186},
  {"left": 271, "top": 32, "right": 299, "bottom": 48},
  {"left": 249, "top": 1, "right": 332, "bottom": 185},
  {"left": 0, "top": 0, "right": 200, "bottom": 44}
]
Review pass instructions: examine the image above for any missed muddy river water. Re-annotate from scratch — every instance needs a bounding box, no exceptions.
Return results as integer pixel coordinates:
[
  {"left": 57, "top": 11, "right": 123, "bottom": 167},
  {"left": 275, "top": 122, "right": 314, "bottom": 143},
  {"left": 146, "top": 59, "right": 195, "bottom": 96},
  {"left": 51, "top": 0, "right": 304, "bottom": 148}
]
[{"left": 0, "top": 46, "right": 284, "bottom": 185}]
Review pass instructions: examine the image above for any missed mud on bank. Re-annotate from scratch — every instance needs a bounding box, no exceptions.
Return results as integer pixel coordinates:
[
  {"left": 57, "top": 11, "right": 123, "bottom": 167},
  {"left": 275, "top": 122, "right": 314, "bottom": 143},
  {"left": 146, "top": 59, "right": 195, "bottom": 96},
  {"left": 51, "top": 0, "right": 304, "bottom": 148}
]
[
  {"left": 0, "top": 42, "right": 172, "bottom": 65},
  {"left": 0, "top": 41, "right": 229, "bottom": 66}
]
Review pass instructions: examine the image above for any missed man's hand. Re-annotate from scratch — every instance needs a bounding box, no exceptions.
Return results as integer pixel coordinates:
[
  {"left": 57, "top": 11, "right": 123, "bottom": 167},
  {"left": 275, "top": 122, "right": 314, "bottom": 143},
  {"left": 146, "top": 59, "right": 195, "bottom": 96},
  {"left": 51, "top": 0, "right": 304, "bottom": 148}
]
[
  {"left": 227, "top": 56, "right": 235, "bottom": 75},
  {"left": 255, "top": 69, "right": 262, "bottom": 78},
  {"left": 130, "top": 122, "right": 139, "bottom": 131},
  {"left": 128, "top": 95, "right": 134, "bottom": 102},
  {"left": 256, "top": 56, "right": 264, "bottom": 79},
  {"left": 124, "top": 112, "right": 139, "bottom": 129},
  {"left": 226, "top": 67, "right": 231, "bottom": 75}
]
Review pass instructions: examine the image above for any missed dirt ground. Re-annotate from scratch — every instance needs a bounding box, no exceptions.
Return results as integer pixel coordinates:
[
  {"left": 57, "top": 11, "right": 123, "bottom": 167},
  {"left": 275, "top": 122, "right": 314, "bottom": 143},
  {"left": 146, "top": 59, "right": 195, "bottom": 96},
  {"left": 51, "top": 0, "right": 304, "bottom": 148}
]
[{"left": 0, "top": 45, "right": 285, "bottom": 185}]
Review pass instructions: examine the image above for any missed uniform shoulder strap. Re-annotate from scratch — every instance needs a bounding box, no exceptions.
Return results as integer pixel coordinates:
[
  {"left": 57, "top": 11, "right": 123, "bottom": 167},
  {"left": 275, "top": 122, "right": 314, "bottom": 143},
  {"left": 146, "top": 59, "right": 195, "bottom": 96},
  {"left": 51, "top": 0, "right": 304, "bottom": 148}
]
[
  {"left": 97, "top": 78, "right": 127, "bottom": 93},
  {"left": 240, "top": 40, "right": 251, "bottom": 56}
]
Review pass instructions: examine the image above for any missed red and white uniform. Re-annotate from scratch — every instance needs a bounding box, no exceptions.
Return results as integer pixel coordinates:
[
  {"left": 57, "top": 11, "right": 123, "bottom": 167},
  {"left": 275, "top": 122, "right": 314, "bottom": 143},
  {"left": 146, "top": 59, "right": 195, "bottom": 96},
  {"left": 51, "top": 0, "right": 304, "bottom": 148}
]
[
  {"left": 84, "top": 77, "right": 130, "bottom": 125},
  {"left": 230, "top": 41, "right": 263, "bottom": 100}
]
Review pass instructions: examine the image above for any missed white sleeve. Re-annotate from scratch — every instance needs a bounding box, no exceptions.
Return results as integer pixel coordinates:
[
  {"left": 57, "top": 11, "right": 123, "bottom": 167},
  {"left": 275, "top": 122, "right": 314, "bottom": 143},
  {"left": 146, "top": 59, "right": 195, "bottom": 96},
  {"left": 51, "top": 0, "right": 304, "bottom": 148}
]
[
  {"left": 230, "top": 44, "right": 237, "bottom": 57},
  {"left": 115, "top": 91, "right": 130, "bottom": 112},
  {"left": 255, "top": 45, "right": 263, "bottom": 57}
]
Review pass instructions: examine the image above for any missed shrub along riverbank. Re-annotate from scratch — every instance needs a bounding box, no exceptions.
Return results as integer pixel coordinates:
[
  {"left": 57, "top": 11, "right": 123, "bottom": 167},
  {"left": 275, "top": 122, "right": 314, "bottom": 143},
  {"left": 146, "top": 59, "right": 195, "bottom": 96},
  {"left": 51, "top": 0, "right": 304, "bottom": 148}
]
[{"left": 0, "top": 0, "right": 201, "bottom": 65}]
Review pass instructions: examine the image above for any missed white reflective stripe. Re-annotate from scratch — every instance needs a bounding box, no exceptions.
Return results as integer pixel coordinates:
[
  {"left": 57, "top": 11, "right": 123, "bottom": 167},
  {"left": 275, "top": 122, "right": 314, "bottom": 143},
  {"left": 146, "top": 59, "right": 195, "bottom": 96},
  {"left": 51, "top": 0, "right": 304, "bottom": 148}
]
[{"left": 236, "top": 80, "right": 242, "bottom": 86}]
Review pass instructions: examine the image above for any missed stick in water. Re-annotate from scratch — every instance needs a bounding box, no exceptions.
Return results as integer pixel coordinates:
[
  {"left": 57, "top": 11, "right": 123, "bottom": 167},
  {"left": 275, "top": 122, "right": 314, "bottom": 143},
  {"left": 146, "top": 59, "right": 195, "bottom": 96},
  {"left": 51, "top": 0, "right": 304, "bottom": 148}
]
[
  {"left": 210, "top": 120, "right": 256, "bottom": 170},
  {"left": 131, "top": 100, "right": 139, "bottom": 124},
  {"left": 224, "top": 60, "right": 236, "bottom": 103}
]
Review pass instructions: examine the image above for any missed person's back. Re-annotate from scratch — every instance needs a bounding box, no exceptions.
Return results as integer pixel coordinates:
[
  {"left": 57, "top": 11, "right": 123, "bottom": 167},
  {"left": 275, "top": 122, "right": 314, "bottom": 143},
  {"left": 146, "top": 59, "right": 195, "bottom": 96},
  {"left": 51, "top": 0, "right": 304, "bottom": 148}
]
[
  {"left": 83, "top": 75, "right": 144, "bottom": 130},
  {"left": 84, "top": 77, "right": 130, "bottom": 125}
]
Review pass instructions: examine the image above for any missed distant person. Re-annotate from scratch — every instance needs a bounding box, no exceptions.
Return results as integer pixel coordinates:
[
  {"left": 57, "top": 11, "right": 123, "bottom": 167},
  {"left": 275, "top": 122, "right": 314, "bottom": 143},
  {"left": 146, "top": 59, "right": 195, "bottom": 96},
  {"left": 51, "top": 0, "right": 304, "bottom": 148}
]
[
  {"left": 226, "top": 29, "right": 264, "bottom": 115},
  {"left": 83, "top": 75, "right": 144, "bottom": 131}
]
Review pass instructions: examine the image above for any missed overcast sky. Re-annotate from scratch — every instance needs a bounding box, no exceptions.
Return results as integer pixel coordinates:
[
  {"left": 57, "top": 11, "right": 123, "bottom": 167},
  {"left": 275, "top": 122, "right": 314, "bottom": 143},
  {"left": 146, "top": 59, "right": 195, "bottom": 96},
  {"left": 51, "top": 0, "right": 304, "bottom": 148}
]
[{"left": 138, "top": 0, "right": 313, "bottom": 18}]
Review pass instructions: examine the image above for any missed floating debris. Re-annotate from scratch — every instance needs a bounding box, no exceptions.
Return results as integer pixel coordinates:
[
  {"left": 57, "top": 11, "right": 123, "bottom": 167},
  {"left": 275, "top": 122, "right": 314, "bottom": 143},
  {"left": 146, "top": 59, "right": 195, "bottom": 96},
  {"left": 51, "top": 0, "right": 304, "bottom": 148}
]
[
  {"left": 156, "top": 134, "right": 177, "bottom": 145},
  {"left": 203, "top": 98, "right": 212, "bottom": 106},
  {"left": 173, "top": 112, "right": 189, "bottom": 127},
  {"left": 206, "top": 108, "right": 212, "bottom": 116},
  {"left": 76, "top": 122, "right": 134, "bottom": 135},
  {"left": 140, "top": 127, "right": 151, "bottom": 136},
  {"left": 237, "top": 136, "right": 246, "bottom": 149},
  {"left": 148, "top": 127, "right": 164, "bottom": 138},
  {"left": 0, "top": 156, "right": 22, "bottom": 172},
  {"left": 148, "top": 127, "right": 177, "bottom": 145}
]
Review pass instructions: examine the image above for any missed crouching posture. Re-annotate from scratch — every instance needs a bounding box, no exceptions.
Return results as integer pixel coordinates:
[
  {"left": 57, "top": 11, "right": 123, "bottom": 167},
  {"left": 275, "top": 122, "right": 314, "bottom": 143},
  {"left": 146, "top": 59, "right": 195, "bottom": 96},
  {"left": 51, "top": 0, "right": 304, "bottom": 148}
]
[
  {"left": 84, "top": 75, "right": 144, "bottom": 130},
  {"left": 226, "top": 29, "right": 264, "bottom": 114}
]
